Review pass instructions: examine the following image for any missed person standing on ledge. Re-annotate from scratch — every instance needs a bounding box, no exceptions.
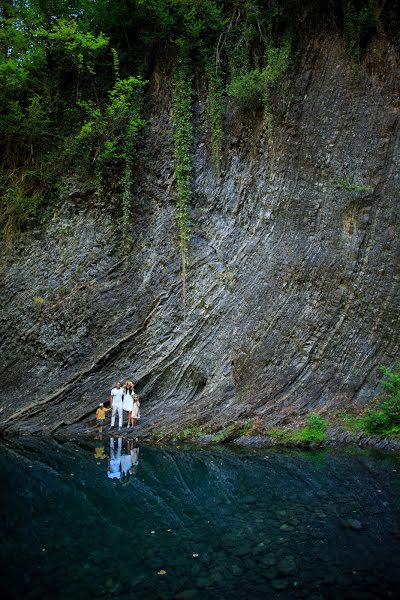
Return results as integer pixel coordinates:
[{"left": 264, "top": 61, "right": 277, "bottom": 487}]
[
  {"left": 110, "top": 381, "right": 124, "bottom": 431},
  {"left": 122, "top": 381, "right": 134, "bottom": 428},
  {"left": 131, "top": 394, "right": 140, "bottom": 426},
  {"left": 96, "top": 402, "right": 110, "bottom": 432}
]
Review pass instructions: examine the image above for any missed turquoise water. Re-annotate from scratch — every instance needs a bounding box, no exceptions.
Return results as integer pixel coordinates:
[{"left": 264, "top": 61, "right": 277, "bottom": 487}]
[{"left": 1, "top": 438, "right": 400, "bottom": 599}]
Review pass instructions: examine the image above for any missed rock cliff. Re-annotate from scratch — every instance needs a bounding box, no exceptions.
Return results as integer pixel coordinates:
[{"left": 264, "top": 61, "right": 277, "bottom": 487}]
[{"left": 0, "top": 21, "right": 399, "bottom": 436}]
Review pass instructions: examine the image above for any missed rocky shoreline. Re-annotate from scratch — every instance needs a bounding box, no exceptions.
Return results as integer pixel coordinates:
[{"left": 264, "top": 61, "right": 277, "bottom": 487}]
[
  {"left": 231, "top": 430, "right": 400, "bottom": 452},
  {"left": 2, "top": 424, "right": 400, "bottom": 453}
]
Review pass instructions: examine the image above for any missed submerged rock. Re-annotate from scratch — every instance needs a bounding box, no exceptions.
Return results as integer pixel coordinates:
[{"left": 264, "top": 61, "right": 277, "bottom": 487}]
[
  {"left": 342, "top": 518, "right": 363, "bottom": 531},
  {"left": 261, "top": 553, "right": 276, "bottom": 567},
  {"left": 280, "top": 524, "right": 295, "bottom": 532},
  {"left": 271, "top": 578, "right": 289, "bottom": 591},
  {"left": 277, "top": 556, "right": 296, "bottom": 575}
]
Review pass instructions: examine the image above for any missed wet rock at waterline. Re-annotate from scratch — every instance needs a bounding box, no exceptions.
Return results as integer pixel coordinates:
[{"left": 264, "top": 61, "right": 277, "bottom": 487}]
[{"left": 0, "top": 23, "right": 399, "bottom": 436}]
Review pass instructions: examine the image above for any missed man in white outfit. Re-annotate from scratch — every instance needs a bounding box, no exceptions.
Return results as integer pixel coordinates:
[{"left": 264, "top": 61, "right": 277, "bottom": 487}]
[{"left": 110, "top": 381, "right": 124, "bottom": 431}]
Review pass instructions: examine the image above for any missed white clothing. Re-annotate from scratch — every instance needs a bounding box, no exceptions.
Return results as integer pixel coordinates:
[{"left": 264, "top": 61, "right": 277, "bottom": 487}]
[
  {"left": 123, "top": 392, "right": 133, "bottom": 412},
  {"left": 110, "top": 387, "right": 124, "bottom": 406},
  {"left": 131, "top": 447, "right": 139, "bottom": 467},
  {"left": 132, "top": 400, "right": 140, "bottom": 419},
  {"left": 121, "top": 453, "right": 132, "bottom": 476},
  {"left": 108, "top": 437, "right": 122, "bottom": 479},
  {"left": 111, "top": 403, "right": 123, "bottom": 428}
]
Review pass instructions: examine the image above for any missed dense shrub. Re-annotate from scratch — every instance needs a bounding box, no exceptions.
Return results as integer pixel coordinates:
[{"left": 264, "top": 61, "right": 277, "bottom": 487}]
[
  {"left": 362, "top": 366, "right": 400, "bottom": 435},
  {"left": 0, "top": 0, "right": 385, "bottom": 239},
  {"left": 226, "top": 38, "right": 291, "bottom": 111},
  {"left": 267, "top": 413, "right": 328, "bottom": 446},
  {"left": 340, "top": 366, "right": 400, "bottom": 436}
]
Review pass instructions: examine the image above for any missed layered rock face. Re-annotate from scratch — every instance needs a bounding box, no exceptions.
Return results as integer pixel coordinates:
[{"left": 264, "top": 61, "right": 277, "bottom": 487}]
[{"left": 0, "top": 27, "right": 399, "bottom": 436}]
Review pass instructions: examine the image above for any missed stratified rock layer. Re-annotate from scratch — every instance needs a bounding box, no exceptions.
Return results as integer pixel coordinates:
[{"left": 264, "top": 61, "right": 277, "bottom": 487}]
[{"left": 0, "top": 29, "right": 399, "bottom": 435}]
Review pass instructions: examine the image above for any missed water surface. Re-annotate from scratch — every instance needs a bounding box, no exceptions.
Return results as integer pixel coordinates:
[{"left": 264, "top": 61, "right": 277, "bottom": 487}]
[{"left": 1, "top": 437, "right": 399, "bottom": 599}]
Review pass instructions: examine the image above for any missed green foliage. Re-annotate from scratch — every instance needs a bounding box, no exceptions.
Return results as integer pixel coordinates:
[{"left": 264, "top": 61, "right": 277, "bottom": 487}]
[
  {"left": 172, "top": 41, "right": 192, "bottom": 304},
  {"left": 136, "top": 0, "right": 225, "bottom": 47},
  {"left": 210, "top": 424, "right": 237, "bottom": 443},
  {"left": 294, "top": 413, "right": 328, "bottom": 444},
  {"left": 266, "top": 427, "right": 295, "bottom": 444},
  {"left": 211, "top": 421, "right": 258, "bottom": 443},
  {"left": 225, "top": 0, "right": 264, "bottom": 80},
  {"left": 174, "top": 424, "right": 211, "bottom": 441},
  {"left": 360, "top": 410, "right": 390, "bottom": 434},
  {"left": 72, "top": 68, "right": 146, "bottom": 253},
  {"left": 263, "top": 39, "right": 291, "bottom": 112},
  {"left": 227, "top": 68, "right": 266, "bottom": 111},
  {"left": 2, "top": 186, "right": 43, "bottom": 236},
  {"left": 224, "top": 2, "right": 291, "bottom": 115},
  {"left": 38, "top": 18, "right": 109, "bottom": 73},
  {"left": 342, "top": 0, "right": 378, "bottom": 63},
  {"left": 1, "top": 0, "right": 383, "bottom": 241},
  {"left": 336, "top": 178, "right": 373, "bottom": 193},
  {"left": 338, "top": 412, "right": 364, "bottom": 432},
  {"left": 210, "top": 426, "right": 236, "bottom": 443},
  {"left": 0, "top": 1, "right": 113, "bottom": 236},
  {"left": 339, "top": 366, "right": 400, "bottom": 437},
  {"left": 370, "top": 365, "right": 400, "bottom": 434},
  {"left": 305, "top": 413, "right": 327, "bottom": 432},
  {"left": 266, "top": 413, "right": 328, "bottom": 446},
  {"left": 380, "top": 366, "right": 400, "bottom": 407},
  {"left": 226, "top": 35, "right": 291, "bottom": 113},
  {"left": 74, "top": 75, "right": 146, "bottom": 168},
  {"left": 0, "top": 1, "right": 300, "bottom": 242}
]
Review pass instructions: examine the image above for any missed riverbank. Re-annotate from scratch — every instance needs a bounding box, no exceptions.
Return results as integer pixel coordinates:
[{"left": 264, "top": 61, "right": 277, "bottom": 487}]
[{"left": 2, "top": 422, "right": 400, "bottom": 452}]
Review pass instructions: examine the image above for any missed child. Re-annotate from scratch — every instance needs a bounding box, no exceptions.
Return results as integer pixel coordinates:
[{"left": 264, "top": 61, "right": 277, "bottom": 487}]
[
  {"left": 96, "top": 403, "right": 110, "bottom": 432},
  {"left": 131, "top": 394, "right": 140, "bottom": 426}
]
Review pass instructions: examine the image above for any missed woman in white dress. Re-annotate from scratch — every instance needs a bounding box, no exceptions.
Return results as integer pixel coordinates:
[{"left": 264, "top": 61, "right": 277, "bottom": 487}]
[{"left": 122, "top": 381, "right": 134, "bottom": 428}]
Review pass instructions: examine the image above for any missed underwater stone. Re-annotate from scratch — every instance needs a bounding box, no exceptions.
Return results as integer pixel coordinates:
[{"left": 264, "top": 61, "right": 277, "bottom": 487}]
[{"left": 277, "top": 556, "right": 296, "bottom": 575}]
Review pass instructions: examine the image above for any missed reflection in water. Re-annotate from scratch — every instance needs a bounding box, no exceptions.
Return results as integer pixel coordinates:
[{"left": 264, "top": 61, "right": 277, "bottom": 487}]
[
  {"left": 107, "top": 436, "right": 122, "bottom": 480},
  {"left": 106, "top": 437, "right": 140, "bottom": 482},
  {"left": 94, "top": 446, "right": 106, "bottom": 460},
  {"left": 0, "top": 439, "right": 399, "bottom": 599}
]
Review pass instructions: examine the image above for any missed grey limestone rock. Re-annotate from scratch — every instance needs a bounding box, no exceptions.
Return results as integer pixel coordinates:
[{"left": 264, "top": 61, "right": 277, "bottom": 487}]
[{"left": 0, "top": 27, "right": 399, "bottom": 438}]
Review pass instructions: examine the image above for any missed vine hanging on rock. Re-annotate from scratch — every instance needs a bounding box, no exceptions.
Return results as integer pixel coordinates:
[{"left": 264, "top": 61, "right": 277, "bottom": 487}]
[{"left": 172, "top": 40, "right": 193, "bottom": 309}]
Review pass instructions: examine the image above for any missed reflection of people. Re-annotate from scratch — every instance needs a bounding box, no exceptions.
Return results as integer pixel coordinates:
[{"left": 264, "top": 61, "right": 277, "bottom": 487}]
[
  {"left": 96, "top": 403, "right": 110, "bottom": 432},
  {"left": 110, "top": 382, "right": 124, "bottom": 431},
  {"left": 131, "top": 446, "right": 140, "bottom": 474},
  {"left": 121, "top": 442, "right": 133, "bottom": 484},
  {"left": 132, "top": 395, "right": 140, "bottom": 426},
  {"left": 120, "top": 440, "right": 140, "bottom": 483},
  {"left": 107, "top": 437, "right": 122, "bottom": 479},
  {"left": 94, "top": 446, "right": 106, "bottom": 460},
  {"left": 123, "top": 381, "right": 134, "bottom": 428}
]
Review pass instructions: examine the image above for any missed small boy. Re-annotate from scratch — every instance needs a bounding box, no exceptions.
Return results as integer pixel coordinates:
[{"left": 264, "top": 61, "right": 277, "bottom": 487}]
[{"left": 96, "top": 403, "right": 110, "bottom": 432}]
